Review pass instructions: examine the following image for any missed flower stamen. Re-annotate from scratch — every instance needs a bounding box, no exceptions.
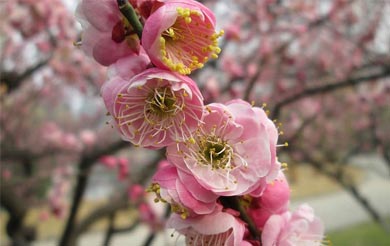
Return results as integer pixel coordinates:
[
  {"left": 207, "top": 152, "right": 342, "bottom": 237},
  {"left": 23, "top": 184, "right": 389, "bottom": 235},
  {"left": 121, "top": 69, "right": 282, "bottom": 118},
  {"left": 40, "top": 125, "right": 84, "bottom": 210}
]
[{"left": 158, "top": 7, "right": 224, "bottom": 75}]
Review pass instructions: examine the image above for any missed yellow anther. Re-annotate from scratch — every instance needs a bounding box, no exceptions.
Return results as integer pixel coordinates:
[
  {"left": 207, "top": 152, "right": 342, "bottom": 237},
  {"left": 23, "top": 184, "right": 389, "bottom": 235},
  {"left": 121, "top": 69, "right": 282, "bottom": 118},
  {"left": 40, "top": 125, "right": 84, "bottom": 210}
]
[
  {"left": 168, "top": 28, "right": 175, "bottom": 37},
  {"left": 159, "top": 36, "right": 166, "bottom": 44}
]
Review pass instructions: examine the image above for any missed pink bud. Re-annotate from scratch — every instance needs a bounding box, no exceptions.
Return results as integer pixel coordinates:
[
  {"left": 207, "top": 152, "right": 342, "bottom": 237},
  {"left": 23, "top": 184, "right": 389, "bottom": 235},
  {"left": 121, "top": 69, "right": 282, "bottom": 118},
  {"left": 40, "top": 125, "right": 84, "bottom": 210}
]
[
  {"left": 80, "top": 129, "right": 96, "bottom": 147},
  {"left": 128, "top": 184, "right": 145, "bottom": 202},
  {"left": 117, "top": 157, "right": 129, "bottom": 181},
  {"left": 99, "top": 155, "right": 117, "bottom": 168}
]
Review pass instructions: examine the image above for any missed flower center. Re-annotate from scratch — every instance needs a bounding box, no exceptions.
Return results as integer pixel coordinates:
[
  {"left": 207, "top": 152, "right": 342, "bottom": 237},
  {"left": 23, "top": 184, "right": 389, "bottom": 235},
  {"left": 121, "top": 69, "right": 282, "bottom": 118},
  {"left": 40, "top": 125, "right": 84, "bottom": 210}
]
[
  {"left": 146, "top": 87, "right": 178, "bottom": 118},
  {"left": 198, "top": 136, "right": 233, "bottom": 170},
  {"left": 158, "top": 7, "right": 224, "bottom": 75}
]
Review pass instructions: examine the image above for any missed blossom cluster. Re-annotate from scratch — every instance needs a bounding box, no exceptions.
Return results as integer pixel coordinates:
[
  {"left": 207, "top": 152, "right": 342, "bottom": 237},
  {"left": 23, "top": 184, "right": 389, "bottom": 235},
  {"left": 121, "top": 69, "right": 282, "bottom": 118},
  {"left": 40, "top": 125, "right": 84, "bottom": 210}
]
[{"left": 76, "top": 0, "right": 325, "bottom": 245}]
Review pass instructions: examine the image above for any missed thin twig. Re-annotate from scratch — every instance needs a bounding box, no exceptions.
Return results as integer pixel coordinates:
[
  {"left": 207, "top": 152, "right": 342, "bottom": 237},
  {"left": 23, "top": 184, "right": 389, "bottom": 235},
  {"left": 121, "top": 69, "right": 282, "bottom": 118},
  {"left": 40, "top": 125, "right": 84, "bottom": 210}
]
[
  {"left": 272, "top": 64, "right": 390, "bottom": 119},
  {"left": 220, "top": 196, "right": 261, "bottom": 243},
  {"left": 59, "top": 140, "right": 129, "bottom": 246},
  {"left": 117, "top": 0, "right": 143, "bottom": 39}
]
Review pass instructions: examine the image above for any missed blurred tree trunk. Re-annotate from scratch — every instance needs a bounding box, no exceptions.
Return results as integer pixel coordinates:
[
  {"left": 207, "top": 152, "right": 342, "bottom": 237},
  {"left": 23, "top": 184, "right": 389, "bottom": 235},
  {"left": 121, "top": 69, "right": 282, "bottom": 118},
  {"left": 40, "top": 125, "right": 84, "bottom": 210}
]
[{"left": 0, "top": 182, "right": 36, "bottom": 246}]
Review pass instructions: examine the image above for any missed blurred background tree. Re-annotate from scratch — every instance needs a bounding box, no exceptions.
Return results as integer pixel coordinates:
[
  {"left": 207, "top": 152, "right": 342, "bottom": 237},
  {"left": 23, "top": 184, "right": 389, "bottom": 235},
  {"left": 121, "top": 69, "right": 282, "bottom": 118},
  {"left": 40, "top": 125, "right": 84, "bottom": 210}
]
[{"left": 1, "top": 0, "right": 389, "bottom": 245}]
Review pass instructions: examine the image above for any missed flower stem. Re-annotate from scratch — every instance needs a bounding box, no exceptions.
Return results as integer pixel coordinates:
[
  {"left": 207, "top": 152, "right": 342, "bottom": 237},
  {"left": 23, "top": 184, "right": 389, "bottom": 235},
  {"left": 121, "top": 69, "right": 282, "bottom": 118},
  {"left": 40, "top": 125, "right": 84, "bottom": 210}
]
[
  {"left": 117, "top": 0, "right": 143, "bottom": 39},
  {"left": 221, "top": 196, "right": 262, "bottom": 243}
]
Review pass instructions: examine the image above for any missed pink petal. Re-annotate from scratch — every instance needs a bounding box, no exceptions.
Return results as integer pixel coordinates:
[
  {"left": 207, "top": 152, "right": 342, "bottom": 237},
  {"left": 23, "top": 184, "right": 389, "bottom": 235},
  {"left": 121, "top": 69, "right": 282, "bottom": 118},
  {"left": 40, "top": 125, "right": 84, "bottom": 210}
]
[
  {"left": 101, "top": 76, "right": 128, "bottom": 115},
  {"left": 81, "top": 0, "right": 119, "bottom": 31},
  {"left": 93, "top": 36, "right": 136, "bottom": 66}
]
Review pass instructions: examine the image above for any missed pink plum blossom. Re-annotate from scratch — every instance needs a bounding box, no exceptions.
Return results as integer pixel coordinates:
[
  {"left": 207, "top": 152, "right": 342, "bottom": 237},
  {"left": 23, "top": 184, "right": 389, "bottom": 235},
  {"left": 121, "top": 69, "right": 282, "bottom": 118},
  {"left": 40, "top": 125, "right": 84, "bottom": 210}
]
[
  {"left": 150, "top": 161, "right": 219, "bottom": 218},
  {"left": 247, "top": 171, "right": 290, "bottom": 229},
  {"left": 107, "top": 48, "right": 151, "bottom": 80},
  {"left": 168, "top": 205, "right": 250, "bottom": 246},
  {"left": 101, "top": 68, "right": 204, "bottom": 148},
  {"left": 47, "top": 166, "right": 72, "bottom": 218},
  {"left": 117, "top": 157, "right": 129, "bottom": 181},
  {"left": 138, "top": 202, "right": 163, "bottom": 231},
  {"left": 79, "top": 129, "right": 96, "bottom": 147},
  {"left": 142, "top": 0, "right": 224, "bottom": 75},
  {"left": 224, "top": 23, "right": 241, "bottom": 41},
  {"left": 139, "top": 192, "right": 167, "bottom": 231},
  {"left": 49, "top": 196, "right": 66, "bottom": 218},
  {"left": 127, "top": 184, "right": 165, "bottom": 231},
  {"left": 76, "top": 0, "right": 140, "bottom": 66},
  {"left": 167, "top": 99, "right": 279, "bottom": 196},
  {"left": 128, "top": 184, "right": 146, "bottom": 202},
  {"left": 99, "top": 155, "right": 118, "bottom": 169},
  {"left": 99, "top": 156, "right": 129, "bottom": 180},
  {"left": 41, "top": 122, "right": 63, "bottom": 145},
  {"left": 262, "top": 204, "right": 325, "bottom": 246},
  {"left": 222, "top": 55, "right": 245, "bottom": 79},
  {"left": 62, "top": 133, "right": 82, "bottom": 151}
]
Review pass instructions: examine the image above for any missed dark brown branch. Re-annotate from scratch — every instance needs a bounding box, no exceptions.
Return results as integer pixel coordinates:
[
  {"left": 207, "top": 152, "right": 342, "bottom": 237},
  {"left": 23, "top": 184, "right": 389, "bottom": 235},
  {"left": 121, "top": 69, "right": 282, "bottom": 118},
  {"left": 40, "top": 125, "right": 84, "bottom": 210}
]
[
  {"left": 82, "top": 140, "right": 130, "bottom": 168},
  {"left": 299, "top": 149, "right": 388, "bottom": 230},
  {"left": 284, "top": 114, "right": 318, "bottom": 147},
  {"left": 0, "top": 57, "right": 51, "bottom": 94},
  {"left": 243, "top": 43, "right": 290, "bottom": 101},
  {"left": 142, "top": 233, "right": 156, "bottom": 246},
  {"left": 0, "top": 181, "right": 36, "bottom": 246},
  {"left": 141, "top": 204, "right": 170, "bottom": 246},
  {"left": 369, "top": 111, "right": 390, "bottom": 176},
  {"left": 62, "top": 144, "right": 162, "bottom": 245},
  {"left": 59, "top": 140, "right": 129, "bottom": 246},
  {"left": 102, "top": 210, "right": 142, "bottom": 245},
  {"left": 66, "top": 196, "right": 130, "bottom": 246},
  {"left": 382, "top": 145, "right": 390, "bottom": 176},
  {"left": 103, "top": 212, "right": 116, "bottom": 246},
  {"left": 220, "top": 196, "right": 261, "bottom": 243},
  {"left": 0, "top": 148, "right": 65, "bottom": 163},
  {"left": 272, "top": 64, "right": 390, "bottom": 119}
]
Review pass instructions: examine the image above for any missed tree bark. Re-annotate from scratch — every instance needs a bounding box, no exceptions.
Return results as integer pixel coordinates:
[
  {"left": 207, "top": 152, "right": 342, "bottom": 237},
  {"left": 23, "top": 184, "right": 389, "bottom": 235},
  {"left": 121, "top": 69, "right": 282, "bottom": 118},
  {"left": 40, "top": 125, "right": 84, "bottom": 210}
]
[{"left": 0, "top": 182, "right": 36, "bottom": 246}]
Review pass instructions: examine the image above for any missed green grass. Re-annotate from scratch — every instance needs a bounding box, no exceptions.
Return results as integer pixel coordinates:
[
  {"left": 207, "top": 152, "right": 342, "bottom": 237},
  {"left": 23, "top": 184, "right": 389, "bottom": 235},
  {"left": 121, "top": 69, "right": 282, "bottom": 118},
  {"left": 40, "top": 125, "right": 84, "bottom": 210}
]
[{"left": 328, "top": 220, "right": 390, "bottom": 246}]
